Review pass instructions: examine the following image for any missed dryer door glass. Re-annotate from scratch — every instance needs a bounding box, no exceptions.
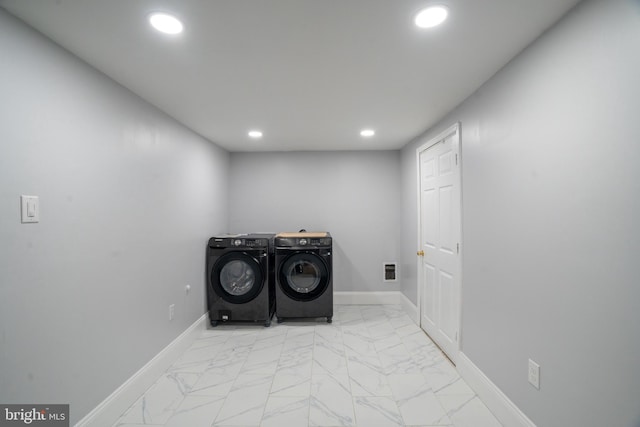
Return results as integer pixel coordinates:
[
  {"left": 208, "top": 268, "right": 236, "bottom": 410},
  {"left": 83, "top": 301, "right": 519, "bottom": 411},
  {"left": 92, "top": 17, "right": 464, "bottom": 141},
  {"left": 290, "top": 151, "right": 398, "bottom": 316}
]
[
  {"left": 212, "top": 252, "right": 264, "bottom": 304},
  {"left": 286, "top": 260, "right": 320, "bottom": 293},
  {"left": 279, "top": 252, "right": 329, "bottom": 301}
]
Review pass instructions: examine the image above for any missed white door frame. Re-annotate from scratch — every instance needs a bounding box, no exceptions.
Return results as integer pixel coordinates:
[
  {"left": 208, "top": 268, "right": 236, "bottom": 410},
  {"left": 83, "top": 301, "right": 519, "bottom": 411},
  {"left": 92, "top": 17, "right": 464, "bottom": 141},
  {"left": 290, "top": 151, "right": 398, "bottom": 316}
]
[{"left": 415, "top": 122, "right": 463, "bottom": 362}]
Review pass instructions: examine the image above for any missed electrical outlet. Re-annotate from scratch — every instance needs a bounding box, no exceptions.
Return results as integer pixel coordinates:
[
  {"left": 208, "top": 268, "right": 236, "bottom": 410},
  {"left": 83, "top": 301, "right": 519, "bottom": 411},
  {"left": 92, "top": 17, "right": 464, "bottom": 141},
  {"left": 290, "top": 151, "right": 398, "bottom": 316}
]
[
  {"left": 528, "top": 359, "right": 540, "bottom": 389},
  {"left": 169, "top": 304, "right": 175, "bottom": 321}
]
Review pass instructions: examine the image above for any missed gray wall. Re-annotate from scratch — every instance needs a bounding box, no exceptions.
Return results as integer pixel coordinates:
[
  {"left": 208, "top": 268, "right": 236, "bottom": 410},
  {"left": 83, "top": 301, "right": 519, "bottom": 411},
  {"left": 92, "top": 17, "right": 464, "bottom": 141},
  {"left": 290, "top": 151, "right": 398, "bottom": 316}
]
[
  {"left": 0, "top": 10, "right": 229, "bottom": 424},
  {"left": 229, "top": 151, "right": 401, "bottom": 293},
  {"left": 401, "top": 0, "right": 640, "bottom": 426}
]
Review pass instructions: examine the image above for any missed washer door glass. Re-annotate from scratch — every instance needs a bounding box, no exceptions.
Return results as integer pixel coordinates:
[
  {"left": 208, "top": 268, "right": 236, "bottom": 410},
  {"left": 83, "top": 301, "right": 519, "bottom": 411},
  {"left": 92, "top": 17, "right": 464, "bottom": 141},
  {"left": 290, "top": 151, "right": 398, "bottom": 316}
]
[
  {"left": 279, "top": 252, "right": 329, "bottom": 301},
  {"left": 212, "top": 252, "right": 264, "bottom": 304},
  {"left": 220, "top": 259, "right": 255, "bottom": 295}
]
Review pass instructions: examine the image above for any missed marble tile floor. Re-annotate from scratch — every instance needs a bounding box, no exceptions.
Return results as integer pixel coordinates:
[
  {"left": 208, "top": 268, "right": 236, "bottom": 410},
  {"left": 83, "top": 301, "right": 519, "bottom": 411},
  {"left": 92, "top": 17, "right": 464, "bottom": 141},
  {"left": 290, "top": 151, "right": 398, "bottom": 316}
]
[{"left": 114, "top": 305, "right": 502, "bottom": 427}]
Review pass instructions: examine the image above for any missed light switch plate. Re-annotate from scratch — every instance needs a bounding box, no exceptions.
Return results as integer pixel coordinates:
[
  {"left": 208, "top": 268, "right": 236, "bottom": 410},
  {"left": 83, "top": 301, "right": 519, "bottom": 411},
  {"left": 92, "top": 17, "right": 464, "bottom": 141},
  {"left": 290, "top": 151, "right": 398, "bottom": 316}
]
[{"left": 21, "top": 195, "right": 40, "bottom": 223}]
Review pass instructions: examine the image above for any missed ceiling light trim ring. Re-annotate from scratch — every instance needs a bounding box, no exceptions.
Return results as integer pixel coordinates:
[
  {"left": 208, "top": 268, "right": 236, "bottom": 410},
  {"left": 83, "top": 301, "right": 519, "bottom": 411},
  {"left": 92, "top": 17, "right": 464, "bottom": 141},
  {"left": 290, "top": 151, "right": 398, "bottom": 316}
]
[
  {"left": 414, "top": 5, "right": 449, "bottom": 29},
  {"left": 148, "top": 12, "right": 184, "bottom": 35}
]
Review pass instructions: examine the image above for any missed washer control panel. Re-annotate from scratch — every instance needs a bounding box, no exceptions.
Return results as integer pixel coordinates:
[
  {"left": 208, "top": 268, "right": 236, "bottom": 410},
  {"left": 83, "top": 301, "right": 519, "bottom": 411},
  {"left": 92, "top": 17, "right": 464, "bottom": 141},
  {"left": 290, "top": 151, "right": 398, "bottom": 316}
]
[
  {"left": 229, "top": 238, "right": 266, "bottom": 247},
  {"left": 209, "top": 235, "right": 272, "bottom": 249}
]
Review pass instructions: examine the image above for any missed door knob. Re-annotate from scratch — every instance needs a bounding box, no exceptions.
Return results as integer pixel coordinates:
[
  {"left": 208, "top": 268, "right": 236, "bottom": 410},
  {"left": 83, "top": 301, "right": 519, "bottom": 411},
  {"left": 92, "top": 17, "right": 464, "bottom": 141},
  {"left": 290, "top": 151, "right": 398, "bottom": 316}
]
[{"left": 417, "top": 250, "right": 424, "bottom": 256}]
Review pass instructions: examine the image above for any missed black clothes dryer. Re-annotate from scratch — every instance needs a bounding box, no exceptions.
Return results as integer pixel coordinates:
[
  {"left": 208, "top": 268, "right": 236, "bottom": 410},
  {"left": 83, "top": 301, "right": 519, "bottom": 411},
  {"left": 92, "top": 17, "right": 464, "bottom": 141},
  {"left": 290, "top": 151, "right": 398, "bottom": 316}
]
[
  {"left": 274, "top": 232, "right": 333, "bottom": 323},
  {"left": 206, "top": 234, "right": 275, "bottom": 327}
]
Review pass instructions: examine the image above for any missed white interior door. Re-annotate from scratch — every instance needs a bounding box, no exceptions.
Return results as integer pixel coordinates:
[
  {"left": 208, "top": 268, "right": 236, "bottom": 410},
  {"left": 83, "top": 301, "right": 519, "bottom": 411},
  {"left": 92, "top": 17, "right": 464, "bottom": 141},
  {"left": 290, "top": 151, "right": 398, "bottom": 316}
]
[{"left": 417, "top": 123, "right": 461, "bottom": 364}]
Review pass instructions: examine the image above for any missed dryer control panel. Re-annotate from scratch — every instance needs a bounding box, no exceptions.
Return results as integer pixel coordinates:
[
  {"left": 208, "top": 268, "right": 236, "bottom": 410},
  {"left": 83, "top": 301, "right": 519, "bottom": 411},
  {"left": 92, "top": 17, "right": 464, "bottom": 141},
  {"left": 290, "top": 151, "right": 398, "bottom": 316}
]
[{"left": 275, "top": 235, "right": 332, "bottom": 248}]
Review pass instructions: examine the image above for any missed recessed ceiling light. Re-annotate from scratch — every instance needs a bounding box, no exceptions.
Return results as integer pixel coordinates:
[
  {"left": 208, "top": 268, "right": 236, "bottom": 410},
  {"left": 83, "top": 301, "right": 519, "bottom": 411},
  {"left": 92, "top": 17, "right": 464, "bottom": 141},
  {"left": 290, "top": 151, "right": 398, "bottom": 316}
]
[
  {"left": 360, "top": 129, "right": 375, "bottom": 138},
  {"left": 149, "top": 12, "right": 184, "bottom": 34},
  {"left": 414, "top": 6, "right": 448, "bottom": 29},
  {"left": 248, "top": 130, "right": 263, "bottom": 139}
]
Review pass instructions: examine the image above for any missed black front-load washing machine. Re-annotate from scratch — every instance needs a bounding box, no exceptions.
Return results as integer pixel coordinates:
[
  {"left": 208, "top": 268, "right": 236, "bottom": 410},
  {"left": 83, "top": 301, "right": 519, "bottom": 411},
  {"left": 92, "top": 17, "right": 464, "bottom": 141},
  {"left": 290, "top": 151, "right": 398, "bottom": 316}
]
[
  {"left": 206, "top": 234, "right": 275, "bottom": 327},
  {"left": 274, "top": 232, "right": 333, "bottom": 323}
]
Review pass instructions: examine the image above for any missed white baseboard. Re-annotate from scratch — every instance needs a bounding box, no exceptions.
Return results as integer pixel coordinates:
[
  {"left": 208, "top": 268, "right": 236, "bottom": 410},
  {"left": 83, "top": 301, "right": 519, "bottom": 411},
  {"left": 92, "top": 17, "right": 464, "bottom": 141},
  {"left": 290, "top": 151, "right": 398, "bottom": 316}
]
[
  {"left": 334, "top": 291, "right": 419, "bottom": 323},
  {"left": 399, "top": 292, "right": 419, "bottom": 324},
  {"left": 334, "top": 291, "right": 404, "bottom": 305},
  {"left": 457, "top": 352, "right": 536, "bottom": 427},
  {"left": 75, "top": 314, "right": 208, "bottom": 427}
]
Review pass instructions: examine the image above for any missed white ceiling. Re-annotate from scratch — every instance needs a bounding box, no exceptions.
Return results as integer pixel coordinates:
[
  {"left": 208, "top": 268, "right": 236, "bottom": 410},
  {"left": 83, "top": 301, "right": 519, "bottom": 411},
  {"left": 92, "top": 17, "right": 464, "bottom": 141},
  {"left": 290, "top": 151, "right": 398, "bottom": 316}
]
[{"left": 0, "top": 0, "right": 581, "bottom": 152}]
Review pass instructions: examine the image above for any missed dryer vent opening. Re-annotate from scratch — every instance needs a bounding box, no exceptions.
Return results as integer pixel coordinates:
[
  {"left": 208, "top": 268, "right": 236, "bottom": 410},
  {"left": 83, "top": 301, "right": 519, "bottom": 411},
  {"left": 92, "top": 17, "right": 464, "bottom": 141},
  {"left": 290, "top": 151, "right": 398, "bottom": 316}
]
[{"left": 384, "top": 263, "right": 397, "bottom": 282}]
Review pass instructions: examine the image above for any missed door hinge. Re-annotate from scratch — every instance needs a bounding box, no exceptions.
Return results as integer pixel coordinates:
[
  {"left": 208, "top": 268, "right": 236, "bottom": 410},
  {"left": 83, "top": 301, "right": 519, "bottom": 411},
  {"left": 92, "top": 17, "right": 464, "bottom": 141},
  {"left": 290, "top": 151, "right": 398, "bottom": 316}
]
[
  {"left": 456, "top": 243, "right": 459, "bottom": 253},
  {"left": 455, "top": 331, "right": 458, "bottom": 342},
  {"left": 455, "top": 153, "right": 458, "bottom": 165}
]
